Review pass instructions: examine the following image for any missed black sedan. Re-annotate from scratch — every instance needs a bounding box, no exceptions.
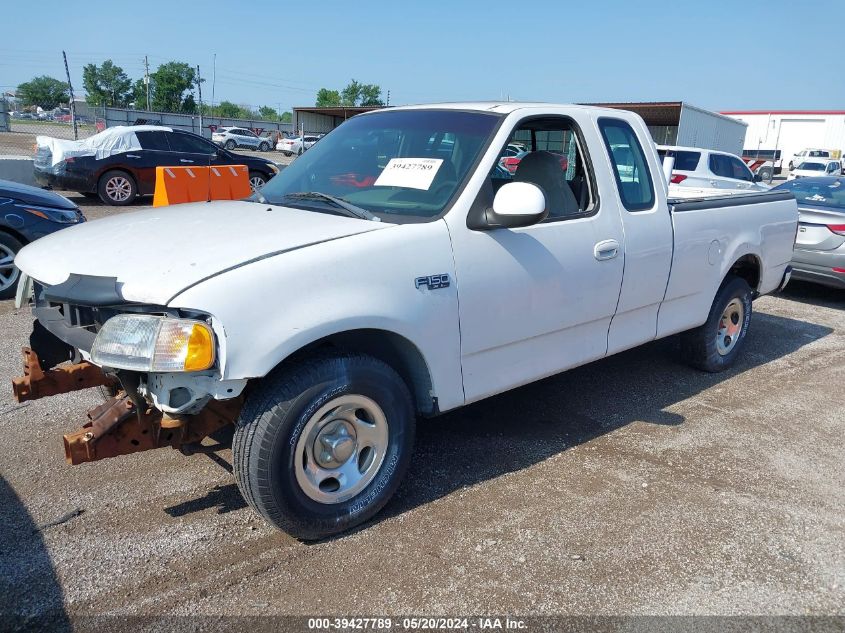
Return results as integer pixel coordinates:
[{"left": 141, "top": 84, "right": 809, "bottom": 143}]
[
  {"left": 0, "top": 179, "right": 85, "bottom": 299},
  {"left": 34, "top": 126, "right": 280, "bottom": 206}
]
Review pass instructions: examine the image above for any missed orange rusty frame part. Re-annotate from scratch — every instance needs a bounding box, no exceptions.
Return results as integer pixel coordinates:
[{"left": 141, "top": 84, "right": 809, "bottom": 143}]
[
  {"left": 10, "top": 346, "right": 242, "bottom": 465},
  {"left": 63, "top": 394, "right": 242, "bottom": 465},
  {"left": 12, "top": 347, "right": 117, "bottom": 403}
]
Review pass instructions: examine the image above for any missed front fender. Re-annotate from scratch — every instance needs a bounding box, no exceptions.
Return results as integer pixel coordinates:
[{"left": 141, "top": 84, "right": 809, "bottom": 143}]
[{"left": 168, "top": 220, "right": 465, "bottom": 412}]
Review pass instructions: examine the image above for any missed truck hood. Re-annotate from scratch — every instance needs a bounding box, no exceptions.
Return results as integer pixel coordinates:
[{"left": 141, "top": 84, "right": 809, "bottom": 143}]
[{"left": 15, "top": 200, "right": 389, "bottom": 305}]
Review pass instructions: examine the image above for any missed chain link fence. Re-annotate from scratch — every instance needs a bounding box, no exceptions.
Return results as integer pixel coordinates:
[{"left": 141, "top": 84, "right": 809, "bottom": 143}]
[{"left": 0, "top": 98, "right": 106, "bottom": 156}]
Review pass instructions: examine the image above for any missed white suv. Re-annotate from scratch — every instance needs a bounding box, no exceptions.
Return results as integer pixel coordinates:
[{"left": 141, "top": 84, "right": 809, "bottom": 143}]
[
  {"left": 657, "top": 145, "right": 769, "bottom": 192},
  {"left": 212, "top": 127, "right": 272, "bottom": 152},
  {"left": 788, "top": 159, "right": 842, "bottom": 180}
]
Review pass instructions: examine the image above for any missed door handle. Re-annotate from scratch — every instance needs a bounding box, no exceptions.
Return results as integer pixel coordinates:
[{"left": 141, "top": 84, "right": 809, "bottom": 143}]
[
  {"left": 180, "top": 159, "right": 194, "bottom": 163},
  {"left": 594, "top": 239, "right": 619, "bottom": 261}
]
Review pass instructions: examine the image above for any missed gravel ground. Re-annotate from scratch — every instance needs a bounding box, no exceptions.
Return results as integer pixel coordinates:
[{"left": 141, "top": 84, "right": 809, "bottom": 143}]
[{"left": 0, "top": 199, "right": 842, "bottom": 630}]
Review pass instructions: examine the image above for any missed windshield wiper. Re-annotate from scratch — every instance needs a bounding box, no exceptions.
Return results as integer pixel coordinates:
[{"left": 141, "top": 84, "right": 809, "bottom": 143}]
[{"left": 283, "top": 191, "right": 381, "bottom": 222}]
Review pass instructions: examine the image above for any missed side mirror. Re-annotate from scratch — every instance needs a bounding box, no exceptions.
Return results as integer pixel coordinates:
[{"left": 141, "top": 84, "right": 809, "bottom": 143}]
[
  {"left": 753, "top": 173, "right": 763, "bottom": 182},
  {"left": 483, "top": 181, "right": 548, "bottom": 229}
]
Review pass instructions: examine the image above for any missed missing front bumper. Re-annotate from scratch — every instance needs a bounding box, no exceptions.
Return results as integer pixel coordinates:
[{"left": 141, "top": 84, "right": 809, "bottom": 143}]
[{"left": 11, "top": 347, "right": 242, "bottom": 465}]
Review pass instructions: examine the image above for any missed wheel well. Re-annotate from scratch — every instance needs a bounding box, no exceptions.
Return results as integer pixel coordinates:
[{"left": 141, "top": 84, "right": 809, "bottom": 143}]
[
  {"left": 728, "top": 254, "right": 761, "bottom": 292},
  {"left": 0, "top": 227, "right": 29, "bottom": 246},
  {"left": 284, "top": 329, "right": 437, "bottom": 416}
]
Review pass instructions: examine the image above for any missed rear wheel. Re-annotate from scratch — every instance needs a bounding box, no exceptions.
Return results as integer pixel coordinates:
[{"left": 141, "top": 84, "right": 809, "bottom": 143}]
[
  {"left": 0, "top": 232, "right": 24, "bottom": 300},
  {"left": 283, "top": 151, "right": 292, "bottom": 157},
  {"left": 758, "top": 167, "right": 773, "bottom": 182},
  {"left": 681, "top": 276, "right": 753, "bottom": 372},
  {"left": 225, "top": 140, "right": 236, "bottom": 150},
  {"left": 232, "top": 354, "right": 415, "bottom": 540},
  {"left": 98, "top": 170, "right": 136, "bottom": 206}
]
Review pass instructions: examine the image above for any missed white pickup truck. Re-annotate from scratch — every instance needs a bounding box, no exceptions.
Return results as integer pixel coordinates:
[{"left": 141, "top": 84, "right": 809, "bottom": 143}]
[{"left": 13, "top": 103, "right": 798, "bottom": 540}]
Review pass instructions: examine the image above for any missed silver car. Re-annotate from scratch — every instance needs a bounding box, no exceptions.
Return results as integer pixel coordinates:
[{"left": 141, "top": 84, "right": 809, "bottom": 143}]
[
  {"left": 211, "top": 126, "right": 273, "bottom": 152},
  {"left": 773, "top": 176, "right": 845, "bottom": 289}
]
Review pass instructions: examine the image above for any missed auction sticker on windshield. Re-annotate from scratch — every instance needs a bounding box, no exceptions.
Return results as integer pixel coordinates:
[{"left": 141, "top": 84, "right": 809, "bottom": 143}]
[{"left": 374, "top": 158, "right": 443, "bottom": 190}]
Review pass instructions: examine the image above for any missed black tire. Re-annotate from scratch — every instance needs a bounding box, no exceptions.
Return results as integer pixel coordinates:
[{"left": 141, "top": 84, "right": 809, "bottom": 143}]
[
  {"left": 681, "top": 276, "right": 753, "bottom": 373},
  {"left": 232, "top": 354, "right": 415, "bottom": 540},
  {"left": 758, "top": 168, "right": 773, "bottom": 182},
  {"left": 97, "top": 170, "right": 137, "bottom": 206},
  {"left": 297, "top": 147, "right": 303, "bottom": 156},
  {"left": 788, "top": 161, "right": 794, "bottom": 171},
  {"left": 283, "top": 151, "right": 292, "bottom": 157},
  {"left": 259, "top": 142, "right": 270, "bottom": 152},
  {"left": 0, "top": 232, "right": 24, "bottom": 300},
  {"left": 248, "top": 171, "right": 268, "bottom": 190},
  {"left": 225, "top": 140, "right": 236, "bottom": 150}
]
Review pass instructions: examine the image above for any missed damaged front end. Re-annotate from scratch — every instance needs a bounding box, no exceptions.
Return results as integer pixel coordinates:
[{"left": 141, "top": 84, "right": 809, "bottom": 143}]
[{"left": 12, "top": 275, "right": 245, "bottom": 465}]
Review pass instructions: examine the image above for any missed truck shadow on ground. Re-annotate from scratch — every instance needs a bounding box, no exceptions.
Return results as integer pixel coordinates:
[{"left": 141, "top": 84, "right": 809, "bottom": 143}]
[
  {"left": 0, "top": 475, "right": 71, "bottom": 631},
  {"left": 779, "top": 280, "right": 844, "bottom": 310},
  {"left": 381, "top": 310, "right": 832, "bottom": 523}
]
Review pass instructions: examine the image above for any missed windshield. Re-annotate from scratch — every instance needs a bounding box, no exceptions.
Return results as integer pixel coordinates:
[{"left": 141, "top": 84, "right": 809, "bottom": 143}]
[
  {"left": 777, "top": 178, "right": 845, "bottom": 209},
  {"left": 255, "top": 109, "right": 502, "bottom": 221},
  {"left": 797, "top": 162, "right": 825, "bottom": 171}
]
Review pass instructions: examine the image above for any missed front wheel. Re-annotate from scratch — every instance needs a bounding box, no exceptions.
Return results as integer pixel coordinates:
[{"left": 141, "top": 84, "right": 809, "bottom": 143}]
[
  {"left": 258, "top": 142, "right": 270, "bottom": 152},
  {"left": 681, "top": 275, "right": 753, "bottom": 372},
  {"left": 225, "top": 140, "right": 236, "bottom": 150},
  {"left": 232, "top": 354, "right": 415, "bottom": 540},
  {"left": 248, "top": 171, "right": 268, "bottom": 191},
  {"left": 0, "top": 232, "right": 24, "bottom": 300}
]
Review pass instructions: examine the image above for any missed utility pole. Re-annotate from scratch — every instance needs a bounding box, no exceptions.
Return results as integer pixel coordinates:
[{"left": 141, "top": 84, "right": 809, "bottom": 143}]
[
  {"left": 196, "top": 64, "right": 203, "bottom": 134},
  {"left": 211, "top": 53, "right": 216, "bottom": 118},
  {"left": 386, "top": 90, "right": 390, "bottom": 106},
  {"left": 144, "top": 55, "right": 151, "bottom": 111},
  {"left": 62, "top": 51, "right": 78, "bottom": 140}
]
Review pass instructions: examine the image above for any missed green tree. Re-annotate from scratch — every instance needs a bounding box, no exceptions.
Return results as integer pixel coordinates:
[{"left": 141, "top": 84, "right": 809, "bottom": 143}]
[
  {"left": 359, "top": 83, "right": 384, "bottom": 106},
  {"left": 182, "top": 94, "right": 197, "bottom": 114},
  {"left": 131, "top": 78, "right": 149, "bottom": 109},
  {"left": 341, "top": 79, "right": 361, "bottom": 107},
  {"left": 150, "top": 61, "right": 198, "bottom": 113},
  {"left": 315, "top": 88, "right": 341, "bottom": 107},
  {"left": 280, "top": 111, "right": 292, "bottom": 123},
  {"left": 258, "top": 105, "right": 279, "bottom": 120},
  {"left": 82, "top": 60, "right": 132, "bottom": 107},
  {"left": 16, "top": 75, "right": 69, "bottom": 110},
  {"left": 216, "top": 100, "right": 244, "bottom": 118}
]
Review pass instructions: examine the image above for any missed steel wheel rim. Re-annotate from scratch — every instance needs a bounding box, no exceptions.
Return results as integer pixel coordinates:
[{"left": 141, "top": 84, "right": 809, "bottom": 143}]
[
  {"left": 249, "top": 176, "right": 265, "bottom": 190},
  {"left": 294, "top": 394, "right": 389, "bottom": 504},
  {"left": 105, "top": 176, "right": 131, "bottom": 202},
  {"left": 716, "top": 298, "right": 744, "bottom": 356},
  {"left": 0, "top": 243, "right": 19, "bottom": 291}
]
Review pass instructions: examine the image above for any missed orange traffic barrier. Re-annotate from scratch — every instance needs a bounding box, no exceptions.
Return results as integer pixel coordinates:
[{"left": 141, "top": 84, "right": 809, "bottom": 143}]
[{"left": 153, "top": 164, "right": 252, "bottom": 207}]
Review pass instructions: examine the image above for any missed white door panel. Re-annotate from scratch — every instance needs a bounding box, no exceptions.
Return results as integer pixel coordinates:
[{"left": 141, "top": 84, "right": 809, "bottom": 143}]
[{"left": 451, "top": 212, "right": 624, "bottom": 403}]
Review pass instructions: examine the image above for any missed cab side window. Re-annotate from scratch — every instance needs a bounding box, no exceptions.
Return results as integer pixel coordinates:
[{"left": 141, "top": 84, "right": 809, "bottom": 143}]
[
  {"left": 598, "top": 118, "right": 655, "bottom": 211},
  {"left": 488, "top": 117, "right": 595, "bottom": 220},
  {"left": 728, "top": 156, "right": 753, "bottom": 181},
  {"left": 168, "top": 132, "right": 217, "bottom": 154}
]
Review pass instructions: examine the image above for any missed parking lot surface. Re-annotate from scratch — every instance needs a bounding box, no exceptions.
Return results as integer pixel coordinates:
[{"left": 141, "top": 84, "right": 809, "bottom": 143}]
[{"left": 0, "top": 197, "right": 843, "bottom": 627}]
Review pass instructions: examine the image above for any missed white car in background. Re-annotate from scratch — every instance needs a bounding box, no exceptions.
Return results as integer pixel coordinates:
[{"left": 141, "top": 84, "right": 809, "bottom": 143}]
[
  {"left": 657, "top": 145, "right": 769, "bottom": 191},
  {"left": 212, "top": 127, "right": 273, "bottom": 152},
  {"left": 276, "top": 135, "right": 321, "bottom": 156},
  {"left": 787, "top": 159, "right": 842, "bottom": 180}
]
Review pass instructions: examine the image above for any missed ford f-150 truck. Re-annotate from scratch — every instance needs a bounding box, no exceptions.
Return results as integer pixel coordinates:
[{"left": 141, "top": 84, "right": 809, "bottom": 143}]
[{"left": 12, "top": 103, "right": 798, "bottom": 540}]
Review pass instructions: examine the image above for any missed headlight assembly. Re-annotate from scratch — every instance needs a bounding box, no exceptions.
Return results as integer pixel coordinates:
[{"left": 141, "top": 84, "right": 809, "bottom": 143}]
[
  {"left": 91, "top": 315, "right": 215, "bottom": 372},
  {"left": 16, "top": 203, "right": 80, "bottom": 224}
]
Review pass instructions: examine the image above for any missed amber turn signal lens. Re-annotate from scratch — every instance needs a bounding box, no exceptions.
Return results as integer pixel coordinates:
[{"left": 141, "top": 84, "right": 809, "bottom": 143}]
[{"left": 184, "top": 323, "right": 215, "bottom": 371}]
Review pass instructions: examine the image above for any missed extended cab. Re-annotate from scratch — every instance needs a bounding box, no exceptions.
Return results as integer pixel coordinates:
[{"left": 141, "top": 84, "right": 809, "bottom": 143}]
[{"left": 12, "top": 103, "right": 798, "bottom": 540}]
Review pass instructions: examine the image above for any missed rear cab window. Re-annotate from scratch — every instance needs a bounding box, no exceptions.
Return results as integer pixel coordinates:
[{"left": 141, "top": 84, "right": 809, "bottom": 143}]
[
  {"left": 136, "top": 131, "right": 170, "bottom": 151},
  {"left": 598, "top": 118, "right": 655, "bottom": 211}
]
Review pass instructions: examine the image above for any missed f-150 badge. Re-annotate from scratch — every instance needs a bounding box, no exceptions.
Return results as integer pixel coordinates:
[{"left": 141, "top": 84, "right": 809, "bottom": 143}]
[{"left": 415, "top": 274, "right": 450, "bottom": 290}]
